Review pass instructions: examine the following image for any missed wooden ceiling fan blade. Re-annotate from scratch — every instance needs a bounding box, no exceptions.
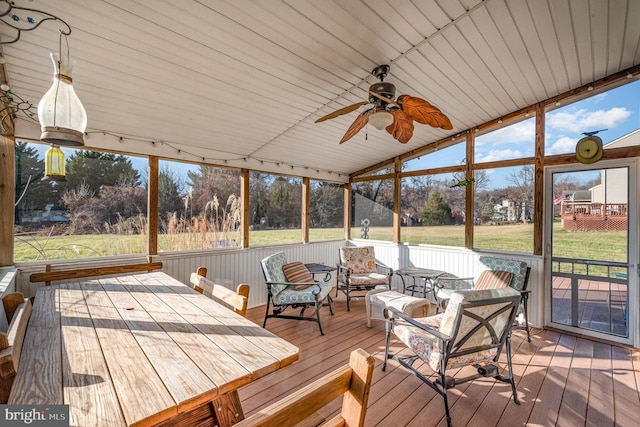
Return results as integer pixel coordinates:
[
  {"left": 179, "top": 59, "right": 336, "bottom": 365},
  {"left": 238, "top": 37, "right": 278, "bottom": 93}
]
[
  {"left": 339, "top": 110, "right": 371, "bottom": 144},
  {"left": 369, "top": 90, "right": 400, "bottom": 109},
  {"left": 398, "top": 95, "right": 453, "bottom": 130},
  {"left": 385, "top": 110, "right": 414, "bottom": 143},
  {"left": 315, "top": 101, "right": 368, "bottom": 123}
]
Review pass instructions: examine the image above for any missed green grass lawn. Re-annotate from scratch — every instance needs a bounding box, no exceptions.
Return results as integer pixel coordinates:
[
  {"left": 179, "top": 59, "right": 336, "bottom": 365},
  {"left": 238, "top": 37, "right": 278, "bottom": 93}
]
[{"left": 12, "top": 222, "right": 627, "bottom": 263}]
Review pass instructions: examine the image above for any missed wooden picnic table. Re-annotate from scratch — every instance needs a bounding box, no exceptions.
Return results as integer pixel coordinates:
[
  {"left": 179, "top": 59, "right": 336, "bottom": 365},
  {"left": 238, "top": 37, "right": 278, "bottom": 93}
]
[{"left": 8, "top": 271, "right": 299, "bottom": 427}]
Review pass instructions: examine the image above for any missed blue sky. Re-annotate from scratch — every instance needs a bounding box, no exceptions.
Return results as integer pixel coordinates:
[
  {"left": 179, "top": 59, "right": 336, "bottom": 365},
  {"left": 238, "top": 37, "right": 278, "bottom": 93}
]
[{"left": 407, "top": 79, "right": 640, "bottom": 189}]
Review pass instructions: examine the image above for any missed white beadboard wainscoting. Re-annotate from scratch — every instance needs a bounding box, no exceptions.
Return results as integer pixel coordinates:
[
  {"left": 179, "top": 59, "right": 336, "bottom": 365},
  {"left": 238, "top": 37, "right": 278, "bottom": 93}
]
[
  {"left": 157, "top": 241, "right": 346, "bottom": 310},
  {"left": 14, "top": 240, "right": 543, "bottom": 327},
  {"left": 347, "top": 241, "right": 544, "bottom": 328}
]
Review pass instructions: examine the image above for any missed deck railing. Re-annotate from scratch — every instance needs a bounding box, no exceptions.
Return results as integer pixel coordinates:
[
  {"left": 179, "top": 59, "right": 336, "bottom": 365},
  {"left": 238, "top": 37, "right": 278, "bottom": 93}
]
[
  {"left": 551, "top": 257, "right": 628, "bottom": 337},
  {"left": 560, "top": 203, "right": 628, "bottom": 231}
]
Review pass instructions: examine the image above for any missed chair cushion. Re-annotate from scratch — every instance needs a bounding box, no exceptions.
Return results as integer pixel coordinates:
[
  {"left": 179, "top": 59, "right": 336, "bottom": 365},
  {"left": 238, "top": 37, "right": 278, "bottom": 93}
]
[
  {"left": 261, "top": 252, "right": 289, "bottom": 296},
  {"left": 339, "top": 272, "right": 389, "bottom": 286},
  {"left": 477, "top": 256, "right": 528, "bottom": 291},
  {"left": 474, "top": 270, "right": 513, "bottom": 290},
  {"left": 282, "top": 262, "right": 314, "bottom": 290},
  {"left": 340, "top": 246, "right": 376, "bottom": 274},
  {"left": 393, "top": 287, "right": 519, "bottom": 371},
  {"left": 273, "top": 281, "right": 333, "bottom": 305}
]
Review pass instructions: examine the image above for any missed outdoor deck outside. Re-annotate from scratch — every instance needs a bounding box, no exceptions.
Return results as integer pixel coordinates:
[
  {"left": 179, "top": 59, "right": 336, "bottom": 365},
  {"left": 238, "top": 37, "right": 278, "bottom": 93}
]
[{"left": 561, "top": 202, "right": 628, "bottom": 232}]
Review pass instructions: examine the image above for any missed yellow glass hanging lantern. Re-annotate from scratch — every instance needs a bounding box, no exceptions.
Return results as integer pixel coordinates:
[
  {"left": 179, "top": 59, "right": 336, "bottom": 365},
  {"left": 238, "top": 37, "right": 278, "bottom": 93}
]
[
  {"left": 42, "top": 145, "right": 67, "bottom": 182},
  {"left": 37, "top": 34, "right": 87, "bottom": 147}
]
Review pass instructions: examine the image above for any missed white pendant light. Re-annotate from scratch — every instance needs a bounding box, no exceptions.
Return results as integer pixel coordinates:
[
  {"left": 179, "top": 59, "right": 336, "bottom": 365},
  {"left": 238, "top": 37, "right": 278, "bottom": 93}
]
[
  {"left": 368, "top": 110, "right": 394, "bottom": 131},
  {"left": 37, "top": 35, "right": 87, "bottom": 147}
]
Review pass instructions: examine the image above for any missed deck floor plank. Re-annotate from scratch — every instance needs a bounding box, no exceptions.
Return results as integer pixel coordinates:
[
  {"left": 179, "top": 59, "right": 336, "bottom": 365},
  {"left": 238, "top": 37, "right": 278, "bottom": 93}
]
[
  {"left": 241, "top": 293, "right": 639, "bottom": 426},
  {"left": 586, "top": 342, "right": 615, "bottom": 426},
  {"left": 556, "top": 337, "right": 593, "bottom": 427}
]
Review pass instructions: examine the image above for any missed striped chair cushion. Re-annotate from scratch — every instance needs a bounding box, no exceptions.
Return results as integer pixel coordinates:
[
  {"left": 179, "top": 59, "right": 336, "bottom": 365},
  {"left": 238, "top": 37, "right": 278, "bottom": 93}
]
[
  {"left": 282, "top": 262, "right": 314, "bottom": 290},
  {"left": 474, "top": 270, "right": 513, "bottom": 290}
]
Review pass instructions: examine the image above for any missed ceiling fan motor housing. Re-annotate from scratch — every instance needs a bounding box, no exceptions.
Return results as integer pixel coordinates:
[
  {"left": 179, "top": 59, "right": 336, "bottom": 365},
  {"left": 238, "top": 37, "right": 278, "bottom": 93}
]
[{"left": 369, "top": 81, "right": 396, "bottom": 105}]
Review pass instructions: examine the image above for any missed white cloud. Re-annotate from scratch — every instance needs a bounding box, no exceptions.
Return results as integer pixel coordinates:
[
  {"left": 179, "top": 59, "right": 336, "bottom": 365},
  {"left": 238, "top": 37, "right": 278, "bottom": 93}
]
[
  {"left": 475, "top": 119, "right": 535, "bottom": 147},
  {"left": 547, "top": 107, "right": 631, "bottom": 133},
  {"left": 546, "top": 136, "right": 579, "bottom": 155},
  {"left": 476, "top": 148, "right": 524, "bottom": 163},
  {"left": 592, "top": 93, "right": 608, "bottom": 103}
]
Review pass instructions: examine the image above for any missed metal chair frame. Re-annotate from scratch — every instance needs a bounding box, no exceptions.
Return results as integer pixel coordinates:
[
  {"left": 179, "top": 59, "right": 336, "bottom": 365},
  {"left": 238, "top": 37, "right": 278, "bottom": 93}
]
[{"left": 383, "top": 291, "right": 521, "bottom": 427}]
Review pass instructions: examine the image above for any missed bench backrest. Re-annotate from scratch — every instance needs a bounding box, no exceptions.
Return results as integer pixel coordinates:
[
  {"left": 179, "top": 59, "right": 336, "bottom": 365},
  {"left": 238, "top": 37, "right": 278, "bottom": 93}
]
[
  {"left": 234, "top": 348, "right": 375, "bottom": 427},
  {"left": 30, "top": 262, "right": 163, "bottom": 286},
  {"left": 190, "top": 267, "right": 249, "bottom": 317},
  {"left": 0, "top": 293, "right": 32, "bottom": 403}
]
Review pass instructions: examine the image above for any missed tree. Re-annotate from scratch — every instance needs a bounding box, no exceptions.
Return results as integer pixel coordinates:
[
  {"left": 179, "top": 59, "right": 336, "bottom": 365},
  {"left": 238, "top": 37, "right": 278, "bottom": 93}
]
[
  {"left": 422, "top": 191, "right": 453, "bottom": 226},
  {"left": 158, "top": 165, "right": 184, "bottom": 220},
  {"left": 268, "top": 176, "right": 301, "bottom": 228},
  {"left": 310, "top": 182, "right": 343, "bottom": 227},
  {"left": 352, "top": 173, "right": 394, "bottom": 226},
  {"left": 249, "top": 172, "right": 270, "bottom": 228},
  {"left": 506, "top": 165, "right": 534, "bottom": 223},
  {"left": 62, "top": 173, "right": 146, "bottom": 235},
  {"left": 401, "top": 175, "right": 436, "bottom": 222},
  {"left": 63, "top": 150, "right": 140, "bottom": 193},
  {"left": 481, "top": 196, "right": 498, "bottom": 223},
  {"left": 14, "top": 142, "right": 58, "bottom": 223},
  {"left": 187, "top": 166, "right": 240, "bottom": 217}
]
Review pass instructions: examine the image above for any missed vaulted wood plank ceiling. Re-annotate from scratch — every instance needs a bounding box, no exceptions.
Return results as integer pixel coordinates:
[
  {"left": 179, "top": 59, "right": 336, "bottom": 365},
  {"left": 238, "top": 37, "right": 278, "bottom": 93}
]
[{"left": 2, "top": 0, "right": 639, "bottom": 182}]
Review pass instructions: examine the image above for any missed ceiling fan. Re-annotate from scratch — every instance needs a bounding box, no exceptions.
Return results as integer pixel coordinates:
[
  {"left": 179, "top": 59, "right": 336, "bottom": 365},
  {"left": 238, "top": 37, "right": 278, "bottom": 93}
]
[{"left": 315, "top": 65, "right": 453, "bottom": 144}]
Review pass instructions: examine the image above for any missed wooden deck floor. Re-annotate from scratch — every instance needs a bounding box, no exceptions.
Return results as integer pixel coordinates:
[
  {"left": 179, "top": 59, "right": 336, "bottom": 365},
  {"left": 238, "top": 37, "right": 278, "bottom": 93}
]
[{"left": 239, "top": 292, "right": 640, "bottom": 427}]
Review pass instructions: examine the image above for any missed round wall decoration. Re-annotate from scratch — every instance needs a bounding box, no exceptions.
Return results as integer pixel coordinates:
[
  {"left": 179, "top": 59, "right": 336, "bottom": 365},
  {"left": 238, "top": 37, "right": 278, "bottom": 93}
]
[{"left": 575, "top": 135, "right": 603, "bottom": 164}]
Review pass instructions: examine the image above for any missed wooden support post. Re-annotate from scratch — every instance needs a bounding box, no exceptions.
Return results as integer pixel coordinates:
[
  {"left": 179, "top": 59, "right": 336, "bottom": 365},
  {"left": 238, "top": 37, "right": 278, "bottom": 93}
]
[
  {"left": 343, "top": 183, "right": 351, "bottom": 240},
  {"left": 393, "top": 157, "right": 401, "bottom": 244},
  {"left": 148, "top": 156, "right": 158, "bottom": 256},
  {"left": 534, "top": 103, "right": 545, "bottom": 256},
  {"left": 0, "top": 125, "right": 14, "bottom": 267},
  {"left": 465, "top": 131, "right": 474, "bottom": 250},
  {"left": 302, "top": 177, "right": 310, "bottom": 243},
  {"left": 241, "top": 169, "right": 250, "bottom": 248}
]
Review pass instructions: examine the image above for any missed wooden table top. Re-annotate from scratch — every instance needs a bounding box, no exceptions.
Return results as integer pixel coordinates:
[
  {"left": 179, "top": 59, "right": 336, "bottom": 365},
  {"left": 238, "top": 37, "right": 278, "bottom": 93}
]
[{"left": 9, "top": 272, "right": 299, "bottom": 427}]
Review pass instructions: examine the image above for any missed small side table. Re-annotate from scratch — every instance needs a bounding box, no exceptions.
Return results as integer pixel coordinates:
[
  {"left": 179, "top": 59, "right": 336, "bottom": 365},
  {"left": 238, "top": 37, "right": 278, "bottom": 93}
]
[
  {"left": 395, "top": 266, "right": 459, "bottom": 312},
  {"left": 304, "top": 263, "right": 336, "bottom": 283},
  {"left": 396, "top": 267, "right": 445, "bottom": 298},
  {"left": 305, "top": 264, "right": 337, "bottom": 308}
]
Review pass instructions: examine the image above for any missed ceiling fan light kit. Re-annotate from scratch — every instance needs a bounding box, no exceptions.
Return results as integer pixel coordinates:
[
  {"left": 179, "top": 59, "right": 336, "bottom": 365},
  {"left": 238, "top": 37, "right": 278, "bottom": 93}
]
[
  {"left": 316, "top": 64, "right": 453, "bottom": 144},
  {"left": 369, "top": 110, "right": 394, "bottom": 130}
]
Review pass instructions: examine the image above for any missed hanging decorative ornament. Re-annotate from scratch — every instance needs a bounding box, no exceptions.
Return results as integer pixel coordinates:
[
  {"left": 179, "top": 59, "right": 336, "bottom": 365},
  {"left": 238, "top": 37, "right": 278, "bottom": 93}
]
[
  {"left": 37, "top": 33, "right": 87, "bottom": 146},
  {"left": 575, "top": 134, "right": 604, "bottom": 164}
]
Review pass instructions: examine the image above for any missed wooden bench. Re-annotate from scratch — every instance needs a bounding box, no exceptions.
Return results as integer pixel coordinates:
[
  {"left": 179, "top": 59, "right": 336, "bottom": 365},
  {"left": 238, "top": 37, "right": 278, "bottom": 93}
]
[
  {"left": 234, "top": 348, "right": 375, "bottom": 427},
  {"left": 190, "top": 267, "right": 250, "bottom": 317},
  {"left": 29, "top": 261, "right": 163, "bottom": 286},
  {"left": 0, "top": 293, "right": 32, "bottom": 403}
]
